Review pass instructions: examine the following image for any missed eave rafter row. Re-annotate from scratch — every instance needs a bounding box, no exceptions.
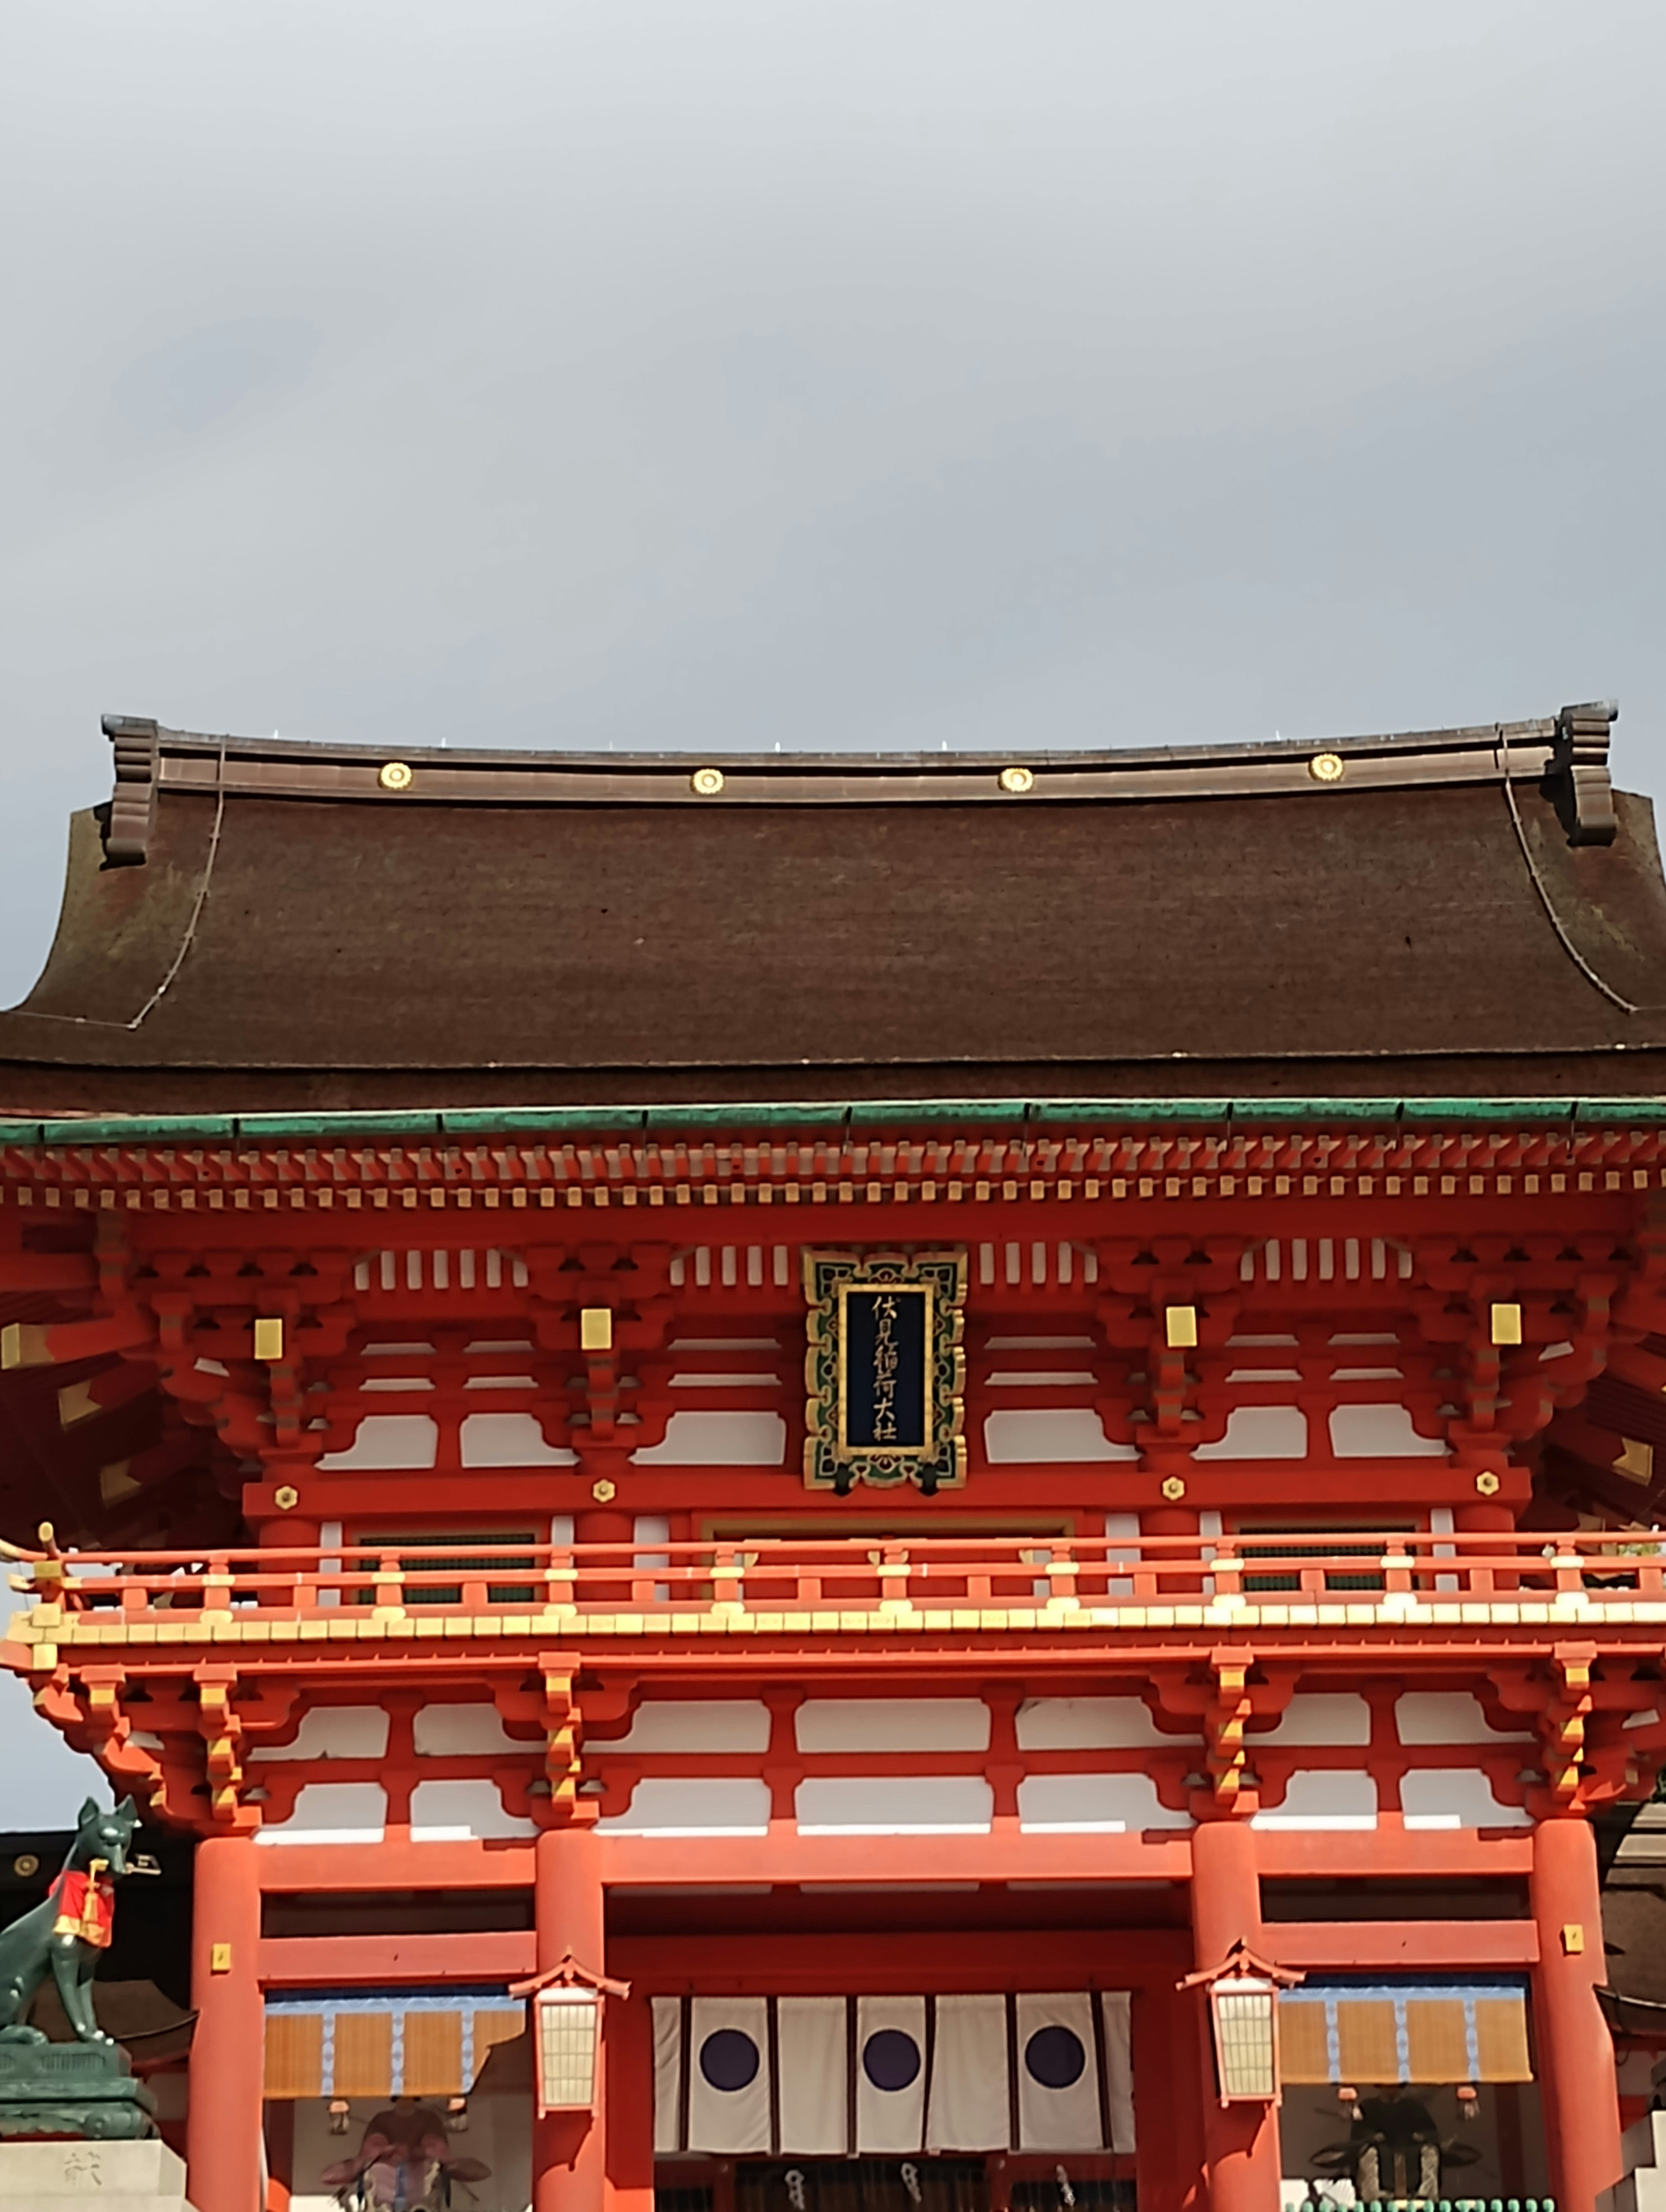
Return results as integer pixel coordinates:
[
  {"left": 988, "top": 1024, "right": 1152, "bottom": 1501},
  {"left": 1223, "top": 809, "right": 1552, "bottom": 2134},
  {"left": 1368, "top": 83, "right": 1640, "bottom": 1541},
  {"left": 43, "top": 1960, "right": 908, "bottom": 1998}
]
[{"left": 2, "top": 1126, "right": 1665, "bottom": 1212}]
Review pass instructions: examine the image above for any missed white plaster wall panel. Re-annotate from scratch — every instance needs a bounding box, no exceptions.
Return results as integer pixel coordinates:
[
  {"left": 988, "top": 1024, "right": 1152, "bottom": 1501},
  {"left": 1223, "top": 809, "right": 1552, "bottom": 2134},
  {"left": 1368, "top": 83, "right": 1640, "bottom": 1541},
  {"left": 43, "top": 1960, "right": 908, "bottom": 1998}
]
[
  {"left": 796, "top": 1700, "right": 991, "bottom": 1752},
  {"left": 409, "top": 1778, "right": 538, "bottom": 1840},
  {"left": 596, "top": 1701, "right": 772, "bottom": 1753},
  {"left": 413, "top": 1703, "right": 528, "bottom": 1757},
  {"left": 1399, "top": 1768, "right": 1532, "bottom": 1829},
  {"left": 983, "top": 1410, "right": 1138, "bottom": 1462},
  {"left": 1193, "top": 1407, "right": 1308, "bottom": 1459},
  {"left": 1017, "top": 1774, "right": 1194, "bottom": 1831},
  {"left": 1017, "top": 1697, "right": 1199, "bottom": 1749},
  {"left": 1328, "top": 1404, "right": 1446, "bottom": 1457},
  {"left": 597, "top": 1778, "right": 772, "bottom": 1835},
  {"left": 1251, "top": 1770, "right": 1378, "bottom": 1831},
  {"left": 632, "top": 1412, "right": 787, "bottom": 1465},
  {"left": 1259, "top": 1695, "right": 1372, "bottom": 1746},
  {"left": 1395, "top": 1692, "right": 1535, "bottom": 1744},
  {"left": 318, "top": 1414, "right": 438, "bottom": 1470},
  {"left": 255, "top": 1781, "right": 387, "bottom": 1844},
  {"left": 249, "top": 1706, "right": 390, "bottom": 1761},
  {"left": 795, "top": 1776, "right": 995, "bottom": 1833},
  {"left": 459, "top": 1412, "right": 577, "bottom": 1466}
]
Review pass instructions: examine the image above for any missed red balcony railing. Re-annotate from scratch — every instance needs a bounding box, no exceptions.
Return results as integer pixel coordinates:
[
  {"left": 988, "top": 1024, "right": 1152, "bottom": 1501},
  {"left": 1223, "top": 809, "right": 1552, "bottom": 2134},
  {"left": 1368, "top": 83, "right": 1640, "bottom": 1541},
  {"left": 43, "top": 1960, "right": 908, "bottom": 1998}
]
[{"left": 9, "top": 1530, "right": 1665, "bottom": 1626}]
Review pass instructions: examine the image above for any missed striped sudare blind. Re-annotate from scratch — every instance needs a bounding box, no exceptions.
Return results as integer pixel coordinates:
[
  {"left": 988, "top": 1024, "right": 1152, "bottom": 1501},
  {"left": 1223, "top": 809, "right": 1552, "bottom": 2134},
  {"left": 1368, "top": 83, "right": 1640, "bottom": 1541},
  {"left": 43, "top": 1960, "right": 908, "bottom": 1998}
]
[
  {"left": 1278, "top": 1983, "right": 1532, "bottom": 2086},
  {"left": 262, "top": 1988, "right": 525, "bottom": 2101}
]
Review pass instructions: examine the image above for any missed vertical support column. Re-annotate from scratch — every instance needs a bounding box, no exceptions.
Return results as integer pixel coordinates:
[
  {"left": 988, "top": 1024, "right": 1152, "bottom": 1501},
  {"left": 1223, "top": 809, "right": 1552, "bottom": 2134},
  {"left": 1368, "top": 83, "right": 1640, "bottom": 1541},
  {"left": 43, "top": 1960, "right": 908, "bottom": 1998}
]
[
  {"left": 187, "top": 1833, "right": 264, "bottom": 2212},
  {"left": 607, "top": 1986, "right": 657, "bottom": 2212},
  {"left": 535, "top": 1824, "right": 607, "bottom": 2212},
  {"left": 1131, "top": 1962, "right": 1207, "bottom": 2212},
  {"left": 1530, "top": 1816, "right": 1622, "bottom": 2212},
  {"left": 1189, "top": 1822, "right": 1281, "bottom": 2212},
  {"left": 255, "top": 1511, "right": 318, "bottom": 1607}
]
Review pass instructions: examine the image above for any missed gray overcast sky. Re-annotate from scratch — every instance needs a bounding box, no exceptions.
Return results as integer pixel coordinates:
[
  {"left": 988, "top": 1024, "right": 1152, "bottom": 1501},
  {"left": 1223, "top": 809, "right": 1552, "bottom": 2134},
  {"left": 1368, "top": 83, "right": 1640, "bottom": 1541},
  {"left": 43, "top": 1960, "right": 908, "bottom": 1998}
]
[{"left": 3, "top": 2, "right": 1666, "bottom": 1811}]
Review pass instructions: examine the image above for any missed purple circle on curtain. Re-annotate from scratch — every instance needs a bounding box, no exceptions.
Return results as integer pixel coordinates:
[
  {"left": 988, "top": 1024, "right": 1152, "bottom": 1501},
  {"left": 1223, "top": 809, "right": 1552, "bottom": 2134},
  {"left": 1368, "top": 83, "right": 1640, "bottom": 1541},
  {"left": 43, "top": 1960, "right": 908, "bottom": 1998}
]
[
  {"left": 1024, "top": 2025, "right": 1087, "bottom": 2090},
  {"left": 699, "top": 2029, "right": 761, "bottom": 2092},
  {"left": 862, "top": 2029, "right": 922, "bottom": 2092}
]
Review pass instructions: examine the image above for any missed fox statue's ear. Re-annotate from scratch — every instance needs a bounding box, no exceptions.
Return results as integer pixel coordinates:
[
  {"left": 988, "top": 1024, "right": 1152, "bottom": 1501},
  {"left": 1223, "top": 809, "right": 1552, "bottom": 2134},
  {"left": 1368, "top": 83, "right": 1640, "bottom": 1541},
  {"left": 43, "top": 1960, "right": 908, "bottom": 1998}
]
[
  {"left": 115, "top": 1797, "right": 137, "bottom": 1824},
  {"left": 76, "top": 1797, "right": 102, "bottom": 1829}
]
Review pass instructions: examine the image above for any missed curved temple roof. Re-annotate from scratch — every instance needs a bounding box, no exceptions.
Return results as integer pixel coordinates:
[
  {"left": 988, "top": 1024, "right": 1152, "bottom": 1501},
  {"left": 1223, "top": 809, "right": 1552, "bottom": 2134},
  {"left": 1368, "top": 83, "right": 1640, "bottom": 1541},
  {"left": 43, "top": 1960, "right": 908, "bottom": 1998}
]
[{"left": 2, "top": 701, "right": 1665, "bottom": 1114}]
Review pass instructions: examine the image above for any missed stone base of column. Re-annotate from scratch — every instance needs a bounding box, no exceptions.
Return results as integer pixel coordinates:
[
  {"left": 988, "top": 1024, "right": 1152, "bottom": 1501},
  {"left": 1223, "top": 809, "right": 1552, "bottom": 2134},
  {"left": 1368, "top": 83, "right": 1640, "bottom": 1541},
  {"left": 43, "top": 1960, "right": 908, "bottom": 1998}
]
[{"left": 0, "top": 2139, "right": 199, "bottom": 2210}]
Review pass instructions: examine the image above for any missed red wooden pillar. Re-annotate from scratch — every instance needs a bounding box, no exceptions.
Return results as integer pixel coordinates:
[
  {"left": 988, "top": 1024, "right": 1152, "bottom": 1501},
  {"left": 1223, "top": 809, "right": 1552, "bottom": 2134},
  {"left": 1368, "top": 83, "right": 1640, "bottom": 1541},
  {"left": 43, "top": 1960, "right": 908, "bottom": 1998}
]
[
  {"left": 1530, "top": 1816, "right": 1621, "bottom": 2212},
  {"left": 187, "top": 1833, "right": 264, "bottom": 2212},
  {"left": 1188, "top": 1822, "right": 1280, "bottom": 2212},
  {"left": 535, "top": 1823, "right": 607, "bottom": 2212},
  {"left": 607, "top": 1985, "right": 657, "bottom": 2212},
  {"left": 256, "top": 1512, "right": 318, "bottom": 1607},
  {"left": 1132, "top": 1964, "right": 1207, "bottom": 2212}
]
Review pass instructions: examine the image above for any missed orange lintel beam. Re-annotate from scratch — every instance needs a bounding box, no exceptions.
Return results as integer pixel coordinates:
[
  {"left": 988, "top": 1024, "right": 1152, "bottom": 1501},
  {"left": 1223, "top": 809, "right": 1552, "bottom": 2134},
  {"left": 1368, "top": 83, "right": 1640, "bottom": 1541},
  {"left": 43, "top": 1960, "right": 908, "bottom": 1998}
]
[
  {"left": 256, "top": 1931, "right": 536, "bottom": 1986},
  {"left": 253, "top": 1839, "right": 535, "bottom": 1892},
  {"left": 1, "top": 1316, "right": 152, "bottom": 1372},
  {"left": 611, "top": 1928, "right": 1188, "bottom": 1988},
  {"left": 1268, "top": 1918, "right": 1538, "bottom": 1970},
  {"left": 1253, "top": 1829, "right": 1535, "bottom": 1880}
]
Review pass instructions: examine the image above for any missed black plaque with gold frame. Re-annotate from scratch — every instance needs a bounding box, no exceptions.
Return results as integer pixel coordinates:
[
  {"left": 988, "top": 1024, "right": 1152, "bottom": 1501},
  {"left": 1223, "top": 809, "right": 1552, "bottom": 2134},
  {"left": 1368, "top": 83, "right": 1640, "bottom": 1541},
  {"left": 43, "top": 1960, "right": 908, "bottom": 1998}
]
[{"left": 803, "top": 1250, "right": 967, "bottom": 1492}]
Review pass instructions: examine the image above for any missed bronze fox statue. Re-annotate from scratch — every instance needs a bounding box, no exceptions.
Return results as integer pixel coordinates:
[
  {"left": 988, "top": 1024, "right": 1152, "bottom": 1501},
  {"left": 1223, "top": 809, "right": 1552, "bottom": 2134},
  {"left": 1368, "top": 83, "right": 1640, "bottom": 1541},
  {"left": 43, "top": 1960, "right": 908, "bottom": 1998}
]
[{"left": 0, "top": 1796, "right": 140, "bottom": 2045}]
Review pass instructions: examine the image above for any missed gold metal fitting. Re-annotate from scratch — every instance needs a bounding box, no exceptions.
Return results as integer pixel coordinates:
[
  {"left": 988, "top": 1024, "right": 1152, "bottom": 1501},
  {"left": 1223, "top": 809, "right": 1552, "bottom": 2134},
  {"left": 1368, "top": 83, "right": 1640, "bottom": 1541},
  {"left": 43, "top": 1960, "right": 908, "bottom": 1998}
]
[
  {"left": 1308, "top": 752, "right": 1345, "bottom": 784},
  {"left": 591, "top": 1477, "right": 617, "bottom": 1504},
  {"left": 580, "top": 1306, "right": 613, "bottom": 1352},
  {"left": 690, "top": 767, "right": 725, "bottom": 796},
  {"left": 1475, "top": 1469, "right": 1502, "bottom": 1496},
  {"left": 12, "top": 1855, "right": 38, "bottom": 1879},
  {"left": 1164, "top": 1304, "right": 1199, "bottom": 1349},
  {"left": 253, "top": 1317, "right": 284, "bottom": 1363},
  {"left": 273, "top": 1485, "right": 300, "bottom": 1512},
  {"left": 378, "top": 760, "right": 413, "bottom": 791},
  {"left": 1490, "top": 1301, "right": 1523, "bottom": 1346},
  {"left": 998, "top": 766, "right": 1035, "bottom": 795},
  {"left": 1160, "top": 1475, "right": 1187, "bottom": 1502}
]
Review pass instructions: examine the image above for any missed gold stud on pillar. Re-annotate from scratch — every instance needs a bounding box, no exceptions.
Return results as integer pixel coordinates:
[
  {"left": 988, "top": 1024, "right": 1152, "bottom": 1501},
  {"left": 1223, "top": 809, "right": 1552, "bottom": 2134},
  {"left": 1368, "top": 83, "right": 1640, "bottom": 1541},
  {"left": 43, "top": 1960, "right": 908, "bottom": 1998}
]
[
  {"left": 1165, "top": 1305, "right": 1198, "bottom": 1348},
  {"left": 253, "top": 1317, "right": 284, "bottom": 1362},
  {"left": 1490, "top": 1301, "right": 1523, "bottom": 1345}
]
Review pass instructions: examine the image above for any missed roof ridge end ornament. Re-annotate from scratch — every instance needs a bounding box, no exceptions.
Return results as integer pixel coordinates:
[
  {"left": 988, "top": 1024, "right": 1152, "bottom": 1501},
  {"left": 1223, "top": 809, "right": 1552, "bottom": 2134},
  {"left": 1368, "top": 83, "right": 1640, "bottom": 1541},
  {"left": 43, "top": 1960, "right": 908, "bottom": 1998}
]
[
  {"left": 1550, "top": 699, "right": 1619, "bottom": 847},
  {"left": 100, "top": 715, "right": 160, "bottom": 867}
]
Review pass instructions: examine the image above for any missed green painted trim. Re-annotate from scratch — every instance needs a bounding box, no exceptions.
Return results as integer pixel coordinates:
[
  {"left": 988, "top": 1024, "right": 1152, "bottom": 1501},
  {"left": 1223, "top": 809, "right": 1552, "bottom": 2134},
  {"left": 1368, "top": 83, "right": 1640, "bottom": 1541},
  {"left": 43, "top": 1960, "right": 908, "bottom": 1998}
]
[{"left": 3, "top": 1093, "right": 1666, "bottom": 1151}]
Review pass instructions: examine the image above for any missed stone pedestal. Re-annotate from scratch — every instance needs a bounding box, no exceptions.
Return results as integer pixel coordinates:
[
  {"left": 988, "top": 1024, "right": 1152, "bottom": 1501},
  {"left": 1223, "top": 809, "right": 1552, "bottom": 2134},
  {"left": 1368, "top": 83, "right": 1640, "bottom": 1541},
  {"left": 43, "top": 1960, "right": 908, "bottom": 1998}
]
[
  {"left": 1600, "top": 2109, "right": 1666, "bottom": 2212},
  {"left": 0, "top": 2038, "right": 156, "bottom": 2139},
  {"left": 0, "top": 2137, "right": 199, "bottom": 2209}
]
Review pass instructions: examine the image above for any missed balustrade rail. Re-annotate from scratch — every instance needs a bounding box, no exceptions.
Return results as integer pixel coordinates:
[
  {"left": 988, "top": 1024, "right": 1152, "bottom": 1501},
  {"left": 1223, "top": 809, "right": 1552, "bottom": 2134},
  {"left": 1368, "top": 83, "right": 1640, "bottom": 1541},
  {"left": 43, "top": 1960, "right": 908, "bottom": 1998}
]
[{"left": 9, "top": 1531, "right": 1666, "bottom": 1626}]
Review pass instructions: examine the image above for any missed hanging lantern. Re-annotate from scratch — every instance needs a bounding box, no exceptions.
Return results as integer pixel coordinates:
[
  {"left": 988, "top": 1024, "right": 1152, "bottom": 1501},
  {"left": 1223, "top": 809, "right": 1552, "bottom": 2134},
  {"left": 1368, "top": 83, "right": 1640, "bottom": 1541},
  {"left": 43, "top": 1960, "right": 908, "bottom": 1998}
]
[
  {"left": 1179, "top": 1941, "right": 1304, "bottom": 2108},
  {"left": 510, "top": 1953, "right": 632, "bottom": 2119},
  {"left": 1207, "top": 1974, "right": 1279, "bottom": 2102},
  {"left": 534, "top": 1988, "right": 600, "bottom": 2114}
]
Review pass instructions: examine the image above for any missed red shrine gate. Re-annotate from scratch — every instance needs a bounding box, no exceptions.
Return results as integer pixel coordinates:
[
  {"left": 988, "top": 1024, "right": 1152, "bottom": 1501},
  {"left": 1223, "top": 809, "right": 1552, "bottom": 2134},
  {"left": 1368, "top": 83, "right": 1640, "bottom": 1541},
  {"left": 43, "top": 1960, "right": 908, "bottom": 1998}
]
[{"left": 2, "top": 705, "right": 1665, "bottom": 2212}]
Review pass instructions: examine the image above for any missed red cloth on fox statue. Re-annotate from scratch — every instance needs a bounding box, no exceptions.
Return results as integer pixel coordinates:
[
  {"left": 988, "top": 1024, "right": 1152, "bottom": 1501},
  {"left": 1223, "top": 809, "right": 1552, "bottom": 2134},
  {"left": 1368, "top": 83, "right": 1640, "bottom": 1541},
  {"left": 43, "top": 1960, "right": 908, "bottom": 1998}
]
[{"left": 51, "top": 1869, "right": 115, "bottom": 1948}]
